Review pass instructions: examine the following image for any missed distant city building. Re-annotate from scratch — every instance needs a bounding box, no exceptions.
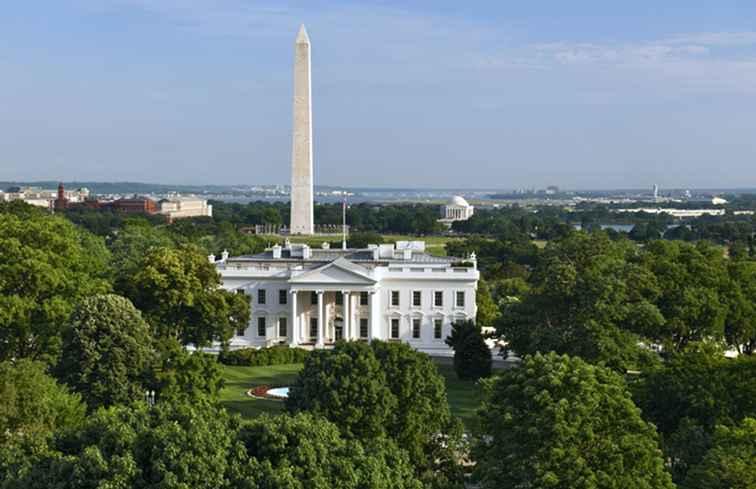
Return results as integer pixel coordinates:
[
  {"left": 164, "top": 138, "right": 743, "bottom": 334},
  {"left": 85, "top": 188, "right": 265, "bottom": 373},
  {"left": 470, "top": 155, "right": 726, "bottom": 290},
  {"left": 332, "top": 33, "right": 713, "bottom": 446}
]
[
  {"left": 0, "top": 183, "right": 89, "bottom": 210},
  {"left": 653, "top": 184, "right": 659, "bottom": 200},
  {"left": 711, "top": 196, "right": 728, "bottom": 205},
  {"left": 215, "top": 240, "right": 479, "bottom": 355},
  {"left": 158, "top": 198, "right": 212, "bottom": 221},
  {"left": 614, "top": 208, "right": 726, "bottom": 218},
  {"left": 112, "top": 197, "right": 157, "bottom": 214},
  {"left": 545, "top": 185, "right": 560, "bottom": 195},
  {"left": 439, "top": 195, "right": 474, "bottom": 225}
]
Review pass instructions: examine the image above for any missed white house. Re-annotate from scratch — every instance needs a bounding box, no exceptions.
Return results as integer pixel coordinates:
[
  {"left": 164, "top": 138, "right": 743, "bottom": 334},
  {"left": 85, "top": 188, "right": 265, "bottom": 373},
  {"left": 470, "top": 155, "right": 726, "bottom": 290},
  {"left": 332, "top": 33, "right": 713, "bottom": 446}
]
[{"left": 215, "top": 240, "right": 479, "bottom": 356}]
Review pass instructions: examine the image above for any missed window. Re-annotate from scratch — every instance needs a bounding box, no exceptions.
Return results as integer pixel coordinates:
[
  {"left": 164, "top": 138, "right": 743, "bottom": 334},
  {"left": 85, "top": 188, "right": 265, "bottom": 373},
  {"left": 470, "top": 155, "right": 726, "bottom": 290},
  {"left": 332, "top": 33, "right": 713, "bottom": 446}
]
[
  {"left": 360, "top": 291, "right": 368, "bottom": 305},
  {"left": 434, "top": 291, "right": 443, "bottom": 307},
  {"left": 456, "top": 291, "right": 465, "bottom": 307},
  {"left": 279, "top": 289, "right": 287, "bottom": 305},
  {"left": 257, "top": 289, "right": 266, "bottom": 305},
  {"left": 434, "top": 319, "right": 443, "bottom": 339},
  {"left": 311, "top": 291, "right": 318, "bottom": 305},
  {"left": 278, "top": 317, "right": 287, "bottom": 337},
  {"left": 412, "top": 318, "right": 421, "bottom": 339},
  {"left": 257, "top": 317, "right": 266, "bottom": 337},
  {"left": 359, "top": 318, "right": 368, "bottom": 338},
  {"left": 309, "top": 317, "right": 318, "bottom": 339},
  {"left": 335, "top": 291, "right": 343, "bottom": 305},
  {"left": 391, "top": 290, "right": 400, "bottom": 307},
  {"left": 412, "top": 290, "right": 422, "bottom": 307},
  {"left": 390, "top": 319, "right": 400, "bottom": 338},
  {"left": 236, "top": 325, "right": 246, "bottom": 336}
]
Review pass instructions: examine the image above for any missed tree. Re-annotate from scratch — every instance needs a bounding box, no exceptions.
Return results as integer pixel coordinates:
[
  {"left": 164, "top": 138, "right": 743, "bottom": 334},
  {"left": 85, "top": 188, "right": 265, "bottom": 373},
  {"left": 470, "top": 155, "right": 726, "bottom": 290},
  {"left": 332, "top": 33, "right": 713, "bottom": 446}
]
[
  {"left": 474, "top": 352, "right": 674, "bottom": 489},
  {"left": 634, "top": 351, "right": 756, "bottom": 483},
  {"left": 445, "top": 320, "right": 491, "bottom": 380},
  {"left": 0, "top": 208, "right": 111, "bottom": 363},
  {"left": 56, "top": 294, "right": 155, "bottom": 409},
  {"left": 498, "top": 232, "right": 662, "bottom": 371},
  {"left": 475, "top": 279, "right": 500, "bottom": 327},
  {"left": 286, "top": 341, "right": 463, "bottom": 488},
  {"left": 117, "top": 244, "right": 249, "bottom": 347},
  {"left": 286, "top": 341, "right": 396, "bottom": 440},
  {"left": 371, "top": 341, "right": 464, "bottom": 488},
  {"left": 0, "top": 360, "right": 85, "bottom": 446},
  {"left": 235, "top": 413, "right": 422, "bottom": 489},
  {"left": 150, "top": 338, "right": 224, "bottom": 403},
  {"left": 1, "top": 400, "right": 239, "bottom": 489},
  {"left": 682, "top": 418, "right": 756, "bottom": 489},
  {"left": 641, "top": 240, "right": 730, "bottom": 351},
  {"left": 724, "top": 257, "right": 756, "bottom": 354}
]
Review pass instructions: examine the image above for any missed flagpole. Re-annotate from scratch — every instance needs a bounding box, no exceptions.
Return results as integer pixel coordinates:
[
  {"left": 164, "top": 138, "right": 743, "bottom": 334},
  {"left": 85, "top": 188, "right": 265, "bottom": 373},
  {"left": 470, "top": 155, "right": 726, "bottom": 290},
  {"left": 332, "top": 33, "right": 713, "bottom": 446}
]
[{"left": 342, "top": 196, "right": 347, "bottom": 250}]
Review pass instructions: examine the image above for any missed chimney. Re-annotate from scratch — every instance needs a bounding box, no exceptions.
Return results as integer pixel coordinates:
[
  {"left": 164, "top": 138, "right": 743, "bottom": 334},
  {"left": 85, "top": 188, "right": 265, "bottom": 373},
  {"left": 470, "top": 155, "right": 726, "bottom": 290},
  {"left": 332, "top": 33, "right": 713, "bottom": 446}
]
[
  {"left": 208, "top": 254, "right": 216, "bottom": 263},
  {"left": 272, "top": 244, "right": 282, "bottom": 259},
  {"left": 220, "top": 250, "right": 229, "bottom": 262}
]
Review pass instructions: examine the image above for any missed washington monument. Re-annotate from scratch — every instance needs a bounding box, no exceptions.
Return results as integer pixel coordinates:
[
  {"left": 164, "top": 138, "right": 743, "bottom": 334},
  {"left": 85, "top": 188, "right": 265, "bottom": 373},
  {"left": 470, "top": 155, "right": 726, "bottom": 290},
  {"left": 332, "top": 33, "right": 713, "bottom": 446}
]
[{"left": 290, "top": 24, "right": 314, "bottom": 235}]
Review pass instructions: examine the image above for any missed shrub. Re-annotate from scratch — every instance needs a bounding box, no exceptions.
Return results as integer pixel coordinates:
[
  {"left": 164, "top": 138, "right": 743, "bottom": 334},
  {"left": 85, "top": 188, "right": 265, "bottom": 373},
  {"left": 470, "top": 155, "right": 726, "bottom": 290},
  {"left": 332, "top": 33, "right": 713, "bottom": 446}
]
[{"left": 219, "top": 346, "right": 310, "bottom": 367}]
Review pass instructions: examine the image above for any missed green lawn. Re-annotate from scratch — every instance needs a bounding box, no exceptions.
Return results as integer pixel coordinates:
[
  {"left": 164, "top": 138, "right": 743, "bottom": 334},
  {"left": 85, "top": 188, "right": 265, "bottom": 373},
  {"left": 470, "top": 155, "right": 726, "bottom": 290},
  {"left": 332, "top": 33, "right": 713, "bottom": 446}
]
[{"left": 219, "top": 361, "right": 485, "bottom": 428}]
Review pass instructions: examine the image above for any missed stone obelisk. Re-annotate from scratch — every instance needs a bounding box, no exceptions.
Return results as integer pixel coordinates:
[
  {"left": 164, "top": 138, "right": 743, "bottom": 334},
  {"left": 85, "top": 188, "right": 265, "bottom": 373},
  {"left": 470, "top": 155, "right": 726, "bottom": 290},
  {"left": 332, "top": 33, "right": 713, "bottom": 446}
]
[{"left": 290, "top": 24, "right": 314, "bottom": 235}]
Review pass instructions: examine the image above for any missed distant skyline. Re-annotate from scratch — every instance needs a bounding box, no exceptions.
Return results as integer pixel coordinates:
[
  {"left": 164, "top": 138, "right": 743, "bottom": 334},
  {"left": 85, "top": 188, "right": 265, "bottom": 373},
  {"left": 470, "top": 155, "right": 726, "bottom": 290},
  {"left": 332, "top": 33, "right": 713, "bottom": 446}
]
[{"left": 2, "top": 1, "right": 756, "bottom": 189}]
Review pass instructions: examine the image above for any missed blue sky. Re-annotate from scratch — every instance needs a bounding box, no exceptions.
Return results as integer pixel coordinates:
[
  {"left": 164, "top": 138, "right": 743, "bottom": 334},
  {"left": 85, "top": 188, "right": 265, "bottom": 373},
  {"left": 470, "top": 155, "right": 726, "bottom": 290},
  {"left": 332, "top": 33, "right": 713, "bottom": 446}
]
[{"left": 2, "top": 1, "right": 756, "bottom": 189}]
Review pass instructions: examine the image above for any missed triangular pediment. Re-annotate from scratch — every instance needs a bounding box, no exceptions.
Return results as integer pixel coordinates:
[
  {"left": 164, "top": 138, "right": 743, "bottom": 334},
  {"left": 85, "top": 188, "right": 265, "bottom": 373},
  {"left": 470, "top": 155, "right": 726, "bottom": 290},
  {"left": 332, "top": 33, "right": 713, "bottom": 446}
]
[{"left": 289, "top": 258, "right": 376, "bottom": 285}]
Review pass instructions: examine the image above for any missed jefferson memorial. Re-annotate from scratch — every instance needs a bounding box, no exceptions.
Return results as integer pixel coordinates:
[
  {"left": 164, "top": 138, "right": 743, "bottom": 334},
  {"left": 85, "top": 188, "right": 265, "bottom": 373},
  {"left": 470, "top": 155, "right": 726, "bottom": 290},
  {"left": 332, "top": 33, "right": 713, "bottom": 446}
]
[{"left": 215, "top": 25, "right": 479, "bottom": 354}]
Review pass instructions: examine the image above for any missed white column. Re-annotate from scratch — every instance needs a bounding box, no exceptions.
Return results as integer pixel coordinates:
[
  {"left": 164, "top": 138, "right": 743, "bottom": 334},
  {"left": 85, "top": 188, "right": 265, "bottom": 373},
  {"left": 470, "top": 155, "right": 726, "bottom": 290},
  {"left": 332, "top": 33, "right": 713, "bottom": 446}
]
[
  {"left": 290, "top": 290, "right": 298, "bottom": 347},
  {"left": 343, "top": 291, "right": 351, "bottom": 341},
  {"left": 316, "top": 290, "right": 325, "bottom": 347},
  {"left": 368, "top": 290, "right": 379, "bottom": 341}
]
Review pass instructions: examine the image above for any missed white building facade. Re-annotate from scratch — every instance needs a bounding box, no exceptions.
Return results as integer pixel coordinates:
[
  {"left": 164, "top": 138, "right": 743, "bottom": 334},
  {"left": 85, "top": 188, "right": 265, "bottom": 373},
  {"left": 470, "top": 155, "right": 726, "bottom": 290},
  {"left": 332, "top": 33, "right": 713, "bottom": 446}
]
[
  {"left": 216, "top": 241, "right": 479, "bottom": 355},
  {"left": 158, "top": 198, "right": 213, "bottom": 220}
]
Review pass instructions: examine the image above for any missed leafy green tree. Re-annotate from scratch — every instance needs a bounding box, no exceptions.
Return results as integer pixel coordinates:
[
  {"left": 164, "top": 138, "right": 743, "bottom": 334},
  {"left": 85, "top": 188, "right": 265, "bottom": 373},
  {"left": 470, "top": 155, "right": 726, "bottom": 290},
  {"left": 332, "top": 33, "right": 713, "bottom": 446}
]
[
  {"left": 0, "top": 360, "right": 85, "bottom": 446},
  {"left": 371, "top": 341, "right": 464, "bottom": 488},
  {"left": 641, "top": 240, "right": 730, "bottom": 351},
  {"left": 235, "top": 413, "right": 422, "bottom": 489},
  {"left": 1, "top": 400, "right": 239, "bottom": 489},
  {"left": 474, "top": 352, "right": 674, "bottom": 489},
  {"left": 0, "top": 209, "right": 111, "bottom": 362},
  {"left": 150, "top": 338, "right": 224, "bottom": 403},
  {"left": 445, "top": 320, "right": 491, "bottom": 380},
  {"left": 475, "top": 279, "right": 500, "bottom": 327},
  {"left": 286, "top": 341, "right": 396, "bottom": 440},
  {"left": 56, "top": 294, "right": 155, "bottom": 409},
  {"left": 287, "top": 341, "right": 463, "bottom": 488},
  {"left": 634, "top": 351, "right": 756, "bottom": 482},
  {"left": 724, "top": 257, "right": 756, "bottom": 354},
  {"left": 682, "top": 418, "right": 756, "bottom": 489},
  {"left": 498, "top": 232, "right": 662, "bottom": 371},
  {"left": 117, "top": 244, "right": 249, "bottom": 347}
]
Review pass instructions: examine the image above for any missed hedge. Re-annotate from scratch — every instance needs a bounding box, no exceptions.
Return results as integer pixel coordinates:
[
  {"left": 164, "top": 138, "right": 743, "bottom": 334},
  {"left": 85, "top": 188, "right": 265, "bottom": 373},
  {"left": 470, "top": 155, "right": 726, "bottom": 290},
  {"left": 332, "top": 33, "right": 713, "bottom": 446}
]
[{"left": 219, "top": 346, "right": 310, "bottom": 367}]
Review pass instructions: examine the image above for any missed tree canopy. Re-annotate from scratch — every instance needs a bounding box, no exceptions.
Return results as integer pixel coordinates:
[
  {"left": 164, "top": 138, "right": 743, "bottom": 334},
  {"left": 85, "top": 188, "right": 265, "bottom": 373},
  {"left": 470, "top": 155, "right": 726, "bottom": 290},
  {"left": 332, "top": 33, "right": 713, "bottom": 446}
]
[
  {"left": 474, "top": 352, "right": 674, "bottom": 489},
  {"left": 0, "top": 208, "right": 111, "bottom": 362},
  {"left": 56, "top": 294, "right": 155, "bottom": 409},
  {"left": 117, "top": 244, "right": 249, "bottom": 347}
]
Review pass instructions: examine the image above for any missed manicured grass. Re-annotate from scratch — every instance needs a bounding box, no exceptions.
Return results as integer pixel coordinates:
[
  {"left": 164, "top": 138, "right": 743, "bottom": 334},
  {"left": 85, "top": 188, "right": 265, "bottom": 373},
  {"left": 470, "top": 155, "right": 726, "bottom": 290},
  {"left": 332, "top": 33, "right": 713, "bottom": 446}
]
[
  {"left": 218, "top": 360, "right": 485, "bottom": 429},
  {"left": 434, "top": 364, "right": 485, "bottom": 429},
  {"left": 219, "top": 364, "right": 302, "bottom": 418}
]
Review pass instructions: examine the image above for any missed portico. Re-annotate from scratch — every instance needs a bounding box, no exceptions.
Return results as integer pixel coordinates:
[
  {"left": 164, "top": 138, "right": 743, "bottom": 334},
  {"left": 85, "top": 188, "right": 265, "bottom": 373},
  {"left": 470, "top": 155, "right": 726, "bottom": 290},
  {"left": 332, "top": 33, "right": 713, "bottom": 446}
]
[{"left": 286, "top": 288, "right": 378, "bottom": 347}]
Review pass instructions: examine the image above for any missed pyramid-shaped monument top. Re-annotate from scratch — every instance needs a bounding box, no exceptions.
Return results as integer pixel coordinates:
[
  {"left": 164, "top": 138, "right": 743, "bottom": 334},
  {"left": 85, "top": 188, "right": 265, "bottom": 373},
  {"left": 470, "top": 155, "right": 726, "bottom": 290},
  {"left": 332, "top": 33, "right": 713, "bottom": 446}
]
[{"left": 296, "top": 24, "right": 309, "bottom": 44}]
